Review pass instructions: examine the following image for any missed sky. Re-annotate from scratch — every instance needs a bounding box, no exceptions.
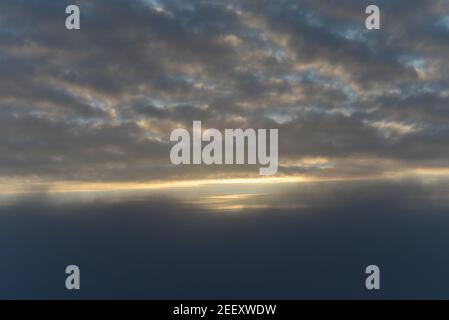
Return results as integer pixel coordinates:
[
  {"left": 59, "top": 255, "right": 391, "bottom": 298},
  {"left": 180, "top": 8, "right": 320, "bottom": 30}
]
[{"left": 1, "top": 0, "right": 449, "bottom": 299}]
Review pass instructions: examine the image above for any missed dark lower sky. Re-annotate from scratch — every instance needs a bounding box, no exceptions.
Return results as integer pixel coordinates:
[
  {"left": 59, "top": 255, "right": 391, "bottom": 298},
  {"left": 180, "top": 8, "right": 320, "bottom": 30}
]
[{"left": 1, "top": 179, "right": 448, "bottom": 299}]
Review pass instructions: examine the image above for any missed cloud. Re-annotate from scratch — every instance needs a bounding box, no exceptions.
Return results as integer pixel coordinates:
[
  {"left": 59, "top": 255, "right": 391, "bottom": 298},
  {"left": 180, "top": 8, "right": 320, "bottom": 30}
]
[{"left": 0, "top": 0, "right": 448, "bottom": 183}]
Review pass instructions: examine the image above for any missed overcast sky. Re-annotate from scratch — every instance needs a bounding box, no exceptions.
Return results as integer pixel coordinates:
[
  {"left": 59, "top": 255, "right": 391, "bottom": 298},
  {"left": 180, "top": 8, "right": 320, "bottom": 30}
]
[
  {"left": 1, "top": 0, "right": 449, "bottom": 189},
  {"left": 1, "top": 0, "right": 449, "bottom": 299}
]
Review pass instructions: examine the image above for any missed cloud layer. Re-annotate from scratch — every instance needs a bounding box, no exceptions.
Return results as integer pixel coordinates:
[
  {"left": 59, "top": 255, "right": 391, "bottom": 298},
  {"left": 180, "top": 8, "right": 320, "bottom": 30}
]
[{"left": 1, "top": 0, "right": 449, "bottom": 184}]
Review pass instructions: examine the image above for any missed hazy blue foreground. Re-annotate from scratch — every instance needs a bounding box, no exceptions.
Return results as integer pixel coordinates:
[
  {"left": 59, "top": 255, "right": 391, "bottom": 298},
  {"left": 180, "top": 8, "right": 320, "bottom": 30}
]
[{"left": 1, "top": 179, "right": 448, "bottom": 299}]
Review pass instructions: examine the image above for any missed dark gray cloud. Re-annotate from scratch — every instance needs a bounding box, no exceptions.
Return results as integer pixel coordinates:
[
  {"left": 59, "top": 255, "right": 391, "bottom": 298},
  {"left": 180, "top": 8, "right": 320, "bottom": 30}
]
[{"left": 0, "top": 0, "right": 448, "bottom": 182}]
